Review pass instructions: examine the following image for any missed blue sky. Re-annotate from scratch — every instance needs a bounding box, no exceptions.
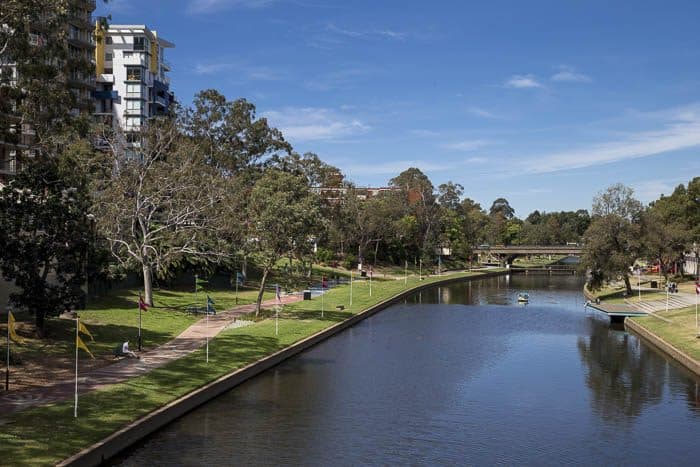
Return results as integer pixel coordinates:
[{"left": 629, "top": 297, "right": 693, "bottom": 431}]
[{"left": 98, "top": 0, "right": 700, "bottom": 217}]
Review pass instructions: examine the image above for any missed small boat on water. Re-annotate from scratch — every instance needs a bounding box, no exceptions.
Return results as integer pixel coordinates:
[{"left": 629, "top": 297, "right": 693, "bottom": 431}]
[{"left": 517, "top": 292, "right": 530, "bottom": 303}]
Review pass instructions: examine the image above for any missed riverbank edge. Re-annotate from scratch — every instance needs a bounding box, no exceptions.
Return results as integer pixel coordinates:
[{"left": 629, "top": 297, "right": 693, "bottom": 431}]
[
  {"left": 624, "top": 318, "right": 700, "bottom": 377},
  {"left": 583, "top": 285, "right": 700, "bottom": 377},
  {"left": 59, "top": 270, "right": 507, "bottom": 467}
]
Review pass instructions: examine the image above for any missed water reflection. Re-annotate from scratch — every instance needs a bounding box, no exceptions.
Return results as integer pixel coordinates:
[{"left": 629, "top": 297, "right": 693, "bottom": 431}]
[{"left": 577, "top": 319, "right": 667, "bottom": 427}]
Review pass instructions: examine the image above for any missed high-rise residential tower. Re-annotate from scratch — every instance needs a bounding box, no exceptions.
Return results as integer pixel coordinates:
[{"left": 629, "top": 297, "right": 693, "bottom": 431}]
[{"left": 93, "top": 23, "right": 175, "bottom": 135}]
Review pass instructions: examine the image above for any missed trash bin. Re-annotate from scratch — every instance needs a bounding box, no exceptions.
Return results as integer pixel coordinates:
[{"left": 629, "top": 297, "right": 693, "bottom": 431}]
[
  {"left": 361, "top": 270, "right": 367, "bottom": 277},
  {"left": 650, "top": 280, "right": 658, "bottom": 289},
  {"left": 303, "top": 290, "right": 312, "bottom": 300}
]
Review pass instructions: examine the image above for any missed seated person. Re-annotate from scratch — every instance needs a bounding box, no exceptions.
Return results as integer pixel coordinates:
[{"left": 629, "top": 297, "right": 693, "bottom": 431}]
[{"left": 114, "top": 341, "right": 139, "bottom": 359}]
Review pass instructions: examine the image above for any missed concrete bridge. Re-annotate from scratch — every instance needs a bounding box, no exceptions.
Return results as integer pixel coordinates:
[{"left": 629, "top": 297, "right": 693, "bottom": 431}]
[{"left": 473, "top": 245, "right": 582, "bottom": 265}]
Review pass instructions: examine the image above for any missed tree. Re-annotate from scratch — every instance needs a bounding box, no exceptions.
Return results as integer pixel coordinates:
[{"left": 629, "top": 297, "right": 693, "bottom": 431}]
[
  {"left": 0, "top": 146, "right": 92, "bottom": 334},
  {"left": 489, "top": 197, "right": 515, "bottom": 219},
  {"left": 246, "top": 169, "right": 322, "bottom": 315},
  {"left": 641, "top": 209, "right": 687, "bottom": 280},
  {"left": 91, "top": 119, "right": 229, "bottom": 305},
  {"left": 437, "top": 181, "right": 464, "bottom": 210},
  {"left": 582, "top": 184, "right": 643, "bottom": 295},
  {"left": 389, "top": 168, "right": 439, "bottom": 261},
  {"left": 183, "top": 89, "right": 291, "bottom": 174}
]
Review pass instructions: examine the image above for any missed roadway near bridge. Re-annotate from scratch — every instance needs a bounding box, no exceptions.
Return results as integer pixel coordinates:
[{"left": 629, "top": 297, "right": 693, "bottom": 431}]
[{"left": 473, "top": 245, "right": 582, "bottom": 266}]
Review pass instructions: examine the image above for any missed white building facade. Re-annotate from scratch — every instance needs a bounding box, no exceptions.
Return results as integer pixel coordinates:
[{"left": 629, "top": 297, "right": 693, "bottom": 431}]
[{"left": 93, "top": 23, "right": 174, "bottom": 134}]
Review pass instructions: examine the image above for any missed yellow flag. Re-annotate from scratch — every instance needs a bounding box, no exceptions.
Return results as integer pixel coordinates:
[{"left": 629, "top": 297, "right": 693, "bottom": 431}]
[
  {"left": 78, "top": 321, "right": 94, "bottom": 341},
  {"left": 8, "top": 311, "right": 25, "bottom": 344},
  {"left": 76, "top": 335, "right": 94, "bottom": 359}
]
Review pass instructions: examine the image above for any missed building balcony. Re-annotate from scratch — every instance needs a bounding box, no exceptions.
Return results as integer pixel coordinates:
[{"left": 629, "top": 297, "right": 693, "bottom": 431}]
[
  {"left": 154, "top": 95, "right": 170, "bottom": 107},
  {"left": 0, "top": 158, "right": 17, "bottom": 175},
  {"left": 68, "top": 12, "right": 93, "bottom": 28},
  {"left": 124, "top": 108, "right": 145, "bottom": 116},
  {"left": 97, "top": 73, "right": 114, "bottom": 83},
  {"left": 92, "top": 90, "right": 119, "bottom": 100},
  {"left": 120, "top": 52, "right": 149, "bottom": 67}
]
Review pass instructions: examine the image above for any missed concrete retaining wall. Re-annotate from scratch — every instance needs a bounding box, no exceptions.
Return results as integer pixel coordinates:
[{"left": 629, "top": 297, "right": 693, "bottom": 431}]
[
  {"left": 60, "top": 270, "right": 506, "bottom": 466},
  {"left": 624, "top": 318, "right": 700, "bottom": 377}
]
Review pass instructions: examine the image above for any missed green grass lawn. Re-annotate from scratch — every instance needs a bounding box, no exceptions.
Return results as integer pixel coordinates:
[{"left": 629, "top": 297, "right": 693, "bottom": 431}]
[
  {"left": 5, "top": 286, "right": 275, "bottom": 382},
  {"left": 602, "top": 290, "right": 671, "bottom": 304},
  {"left": 0, "top": 270, "right": 496, "bottom": 466},
  {"left": 511, "top": 255, "right": 566, "bottom": 268},
  {"left": 631, "top": 306, "right": 700, "bottom": 361}
]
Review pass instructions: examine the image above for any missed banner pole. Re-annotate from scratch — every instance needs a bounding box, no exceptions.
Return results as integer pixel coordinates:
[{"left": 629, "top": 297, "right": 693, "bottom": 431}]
[
  {"left": 5, "top": 307, "right": 9, "bottom": 391},
  {"left": 74, "top": 317, "right": 79, "bottom": 418}
]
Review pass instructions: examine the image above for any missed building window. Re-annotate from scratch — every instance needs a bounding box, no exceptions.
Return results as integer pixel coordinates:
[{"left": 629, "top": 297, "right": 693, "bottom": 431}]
[
  {"left": 105, "top": 52, "right": 112, "bottom": 61},
  {"left": 126, "top": 100, "right": 142, "bottom": 111},
  {"left": 126, "top": 83, "right": 141, "bottom": 95},
  {"left": 106, "top": 36, "right": 112, "bottom": 45},
  {"left": 125, "top": 66, "right": 142, "bottom": 81},
  {"left": 104, "top": 67, "right": 113, "bottom": 74},
  {"left": 125, "top": 116, "right": 142, "bottom": 128},
  {"left": 133, "top": 36, "right": 148, "bottom": 51}
]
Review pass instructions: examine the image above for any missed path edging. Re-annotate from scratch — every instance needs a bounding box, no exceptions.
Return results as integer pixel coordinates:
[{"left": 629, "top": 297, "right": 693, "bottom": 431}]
[
  {"left": 625, "top": 318, "right": 700, "bottom": 377},
  {"left": 59, "top": 270, "right": 506, "bottom": 466}
]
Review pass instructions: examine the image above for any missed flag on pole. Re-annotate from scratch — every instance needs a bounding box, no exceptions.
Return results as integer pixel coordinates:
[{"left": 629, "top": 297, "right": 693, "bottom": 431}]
[
  {"left": 8, "top": 311, "right": 25, "bottom": 344},
  {"left": 322, "top": 276, "right": 328, "bottom": 289},
  {"left": 76, "top": 321, "right": 94, "bottom": 359},
  {"left": 139, "top": 295, "right": 148, "bottom": 312},
  {"left": 78, "top": 321, "right": 94, "bottom": 341},
  {"left": 276, "top": 284, "right": 281, "bottom": 303},
  {"left": 207, "top": 295, "right": 216, "bottom": 314},
  {"left": 696, "top": 282, "right": 700, "bottom": 294}
]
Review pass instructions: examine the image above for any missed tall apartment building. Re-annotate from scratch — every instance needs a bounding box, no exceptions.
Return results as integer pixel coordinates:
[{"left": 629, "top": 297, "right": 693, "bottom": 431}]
[
  {"left": 0, "top": 0, "right": 96, "bottom": 182},
  {"left": 93, "top": 23, "right": 175, "bottom": 135}
]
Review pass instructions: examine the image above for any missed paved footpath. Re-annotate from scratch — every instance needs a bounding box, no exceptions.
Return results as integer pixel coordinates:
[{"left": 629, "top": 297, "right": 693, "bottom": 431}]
[{"left": 0, "top": 294, "right": 302, "bottom": 417}]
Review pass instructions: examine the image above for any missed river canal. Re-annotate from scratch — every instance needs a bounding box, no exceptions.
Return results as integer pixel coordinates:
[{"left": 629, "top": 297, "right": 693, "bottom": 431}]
[{"left": 117, "top": 274, "right": 700, "bottom": 465}]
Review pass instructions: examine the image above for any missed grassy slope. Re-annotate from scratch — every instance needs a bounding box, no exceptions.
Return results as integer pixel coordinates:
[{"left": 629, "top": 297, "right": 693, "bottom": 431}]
[
  {"left": 631, "top": 306, "right": 700, "bottom": 361},
  {"left": 0, "top": 271, "right": 494, "bottom": 466},
  {"left": 8, "top": 288, "right": 274, "bottom": 364}
]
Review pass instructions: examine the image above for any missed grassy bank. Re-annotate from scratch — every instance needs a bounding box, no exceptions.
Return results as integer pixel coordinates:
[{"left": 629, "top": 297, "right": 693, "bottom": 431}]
[
  {"left": 3, "top": 287, "right": 273, "bottom": 392},
  {"left": 630, "top": 306, "right": 700, "bottom": 361},
  {"left": 0, "top": 270, "right": 500, "bottom": 466}
]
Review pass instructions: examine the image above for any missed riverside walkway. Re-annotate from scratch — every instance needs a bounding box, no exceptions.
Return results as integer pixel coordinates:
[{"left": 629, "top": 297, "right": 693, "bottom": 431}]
[
  {"left": 0, "top": 294, "right": 302, "bottom": 417},
  {"left": 587, "top": 290, "right": 697, "bottom": 320}
]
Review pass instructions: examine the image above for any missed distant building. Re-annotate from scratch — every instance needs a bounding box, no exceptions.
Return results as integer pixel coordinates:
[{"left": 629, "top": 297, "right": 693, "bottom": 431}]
[
  {"left": 311, "top": 186, "right": 401, "bottom": 203},
  {"left": 0, "top": 0, "right": 97, "bottom": 181},
  {"left": 93, "top": 23, "right": 174, "bottom": 136}
]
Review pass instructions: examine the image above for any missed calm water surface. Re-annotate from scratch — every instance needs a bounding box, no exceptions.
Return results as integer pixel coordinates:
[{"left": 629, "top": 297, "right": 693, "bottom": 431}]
[{"left": 117, "top": 274, "right": 700, "bottom": 466}]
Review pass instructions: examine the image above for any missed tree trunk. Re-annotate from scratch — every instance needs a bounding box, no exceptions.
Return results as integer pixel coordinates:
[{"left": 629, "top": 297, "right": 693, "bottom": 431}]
[
  {"left": 373, "top": 240, "right": 380, "bottom": 267},
  {"left": 143, "top": 263, "right": 154, "bottom": 306},
  {"left": 242, "top": 255, "right": 247, "bottom": 278},
  {"left": 35, "top": 309, "right": 46, "bottom": 338},
  {"left": 623, "top": 274, "right": 633, "bottom": 296},
  {"left": 255, "top": 267, "right": 270, "bottom": 317}
]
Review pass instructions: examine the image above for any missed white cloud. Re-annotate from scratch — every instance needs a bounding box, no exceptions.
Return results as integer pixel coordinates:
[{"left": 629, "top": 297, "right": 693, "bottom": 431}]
[
  {"left": 326, "top": 23, "right": 407, "bottom": 40},
  {"left": 504, "top": 74, "right": 543, "bottom": 89},
  {"left": 194, "top": 62, "right": 283, "bottom": 81},
  {"left": 194, "top": 63, "right": 235, "bottom": 75},
  {"left": 410, "top": 129, "right": 440, "bottom": 137},
  {"left": 523, "top": 107, "right": 700, "bottom": 173},
  {"left": 551, "top": 65, "right": 591, "bottom": 83},
  {"left": 263, "top": 107, "right": 370, "bottom": 141},
  {"left": 443, "top": 140, "right": 492, "bottom": 151},
  {"left": 468, "top": 106, "right": 501, "bottom": 119},
  {"left": 188, "top": 0, "right": 275, "bottom": 13},
  {"left": 466, "top": 157, "right": 487, "bottom": 164}
]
